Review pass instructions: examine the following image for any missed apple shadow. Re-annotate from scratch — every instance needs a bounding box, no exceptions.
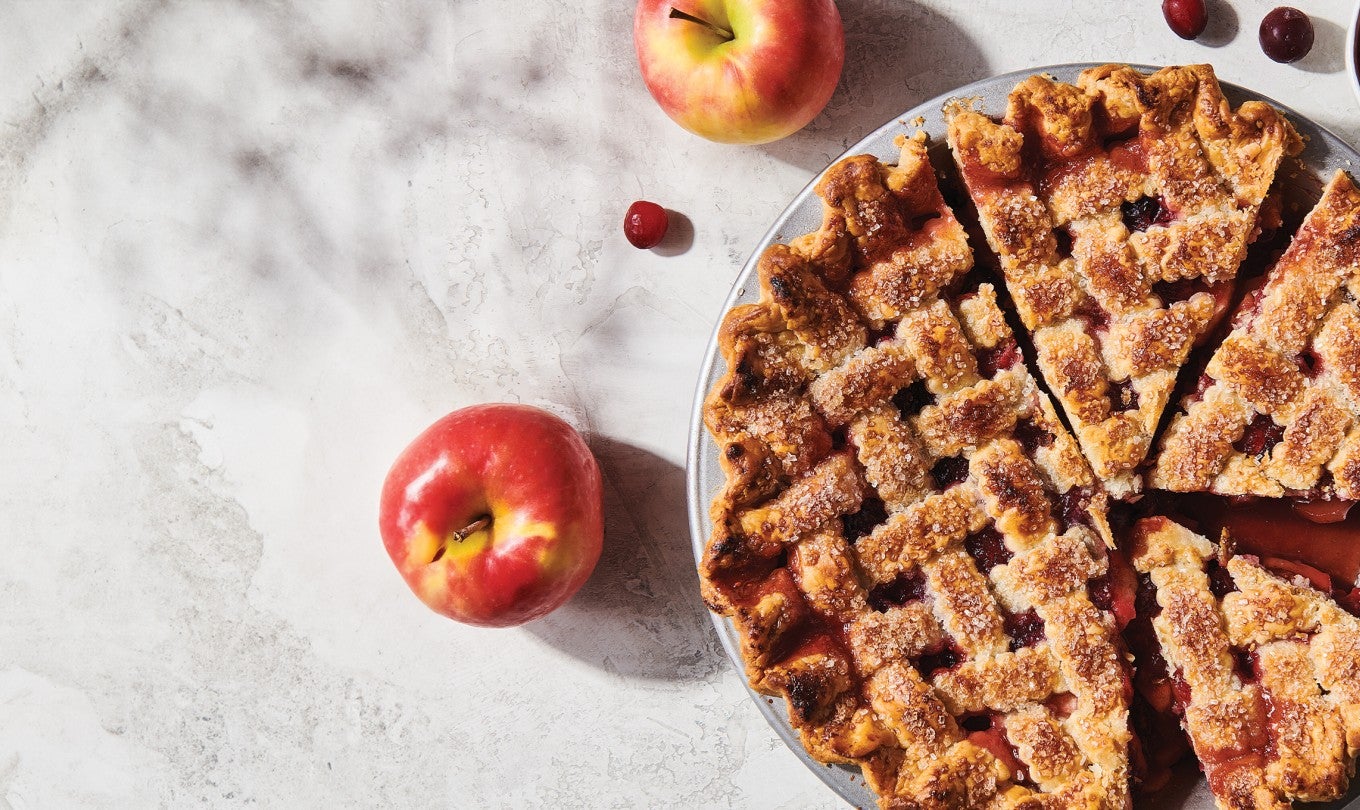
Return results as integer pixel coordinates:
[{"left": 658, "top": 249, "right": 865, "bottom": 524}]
[
  {"left": 758, "top": 0, "right": 990, "bottom": 174},
  {"left": 523, "top": 435, "right": 729, "bottom": 682}
]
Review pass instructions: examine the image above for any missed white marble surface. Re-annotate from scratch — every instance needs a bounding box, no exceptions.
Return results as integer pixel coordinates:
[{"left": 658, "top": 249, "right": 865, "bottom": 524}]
[{"left": 2, "top": 1, "right": 1358, "bottom": 807}]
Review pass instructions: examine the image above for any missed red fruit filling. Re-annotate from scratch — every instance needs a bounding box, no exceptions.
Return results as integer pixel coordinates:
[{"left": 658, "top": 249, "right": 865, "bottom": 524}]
[
  {"left": 965, "top": 526, "right": 1013, "bottom": 572},
  {"left": 930, "top": 455, "right": 970, "bottom": 490},
  {"left": 841, "top": 496, "right": 887, "bottom": 543},
  {"left": 867, "top": 570, "right": 927, "bottom": 612},
  {"left": 976, "top": 339, "right": 1020, "bottom": 378},
  {"left": 1122, "top": 195, "right": 1174, "bottom": 232},
  {"left": 1233, "top": 413, "right": 1285, "bottom": 457}
]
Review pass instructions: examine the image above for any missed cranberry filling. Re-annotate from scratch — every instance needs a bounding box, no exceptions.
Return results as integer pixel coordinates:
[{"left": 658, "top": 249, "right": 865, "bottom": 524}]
[
  {"left": 842, "top": 496, "right": 887, "bottom": 543},
  {"left": 868, "top": 570, "right": 927, "bottom": 612},
  {"left": 1122, "top": 195, "right": 1173, "bottom": 232},
  {"left": 1234, "top": 413, "right": 1285, "bottom": 458},
  {"left": 976, "top": 339, "right": 1020, "bottom": 378},
  {"left": 1135, "top": 573, "right": 1161, "bottom": 619},
  {"left": 1058, "top": 487, "right": 1096, "bottom": 533},
  {"left": 913, "top": 644, "right": 962, "bottom": 679},
  {"left": 1108, "top": 378, "right": 1139, "bottom": 412},
  {"left": 893, "top": 379, "right": 932, "bottom": 420},
  {"left": 964, "top": 527, "right": 1013, "bottom": 572},
  {"left": 1004, "top": 608, "right": 1046, "bottom": 651},
  {"left": 1206, "top": 561, "right": 1237, "bottom": 599},
  {"left": 1295, "top": 349, "right": 1323, "bottom": 378},
  {"left": 1233, "top": 649, "right": 1259, "bottom": 684},
  {"left": 829, "top": 425, "right": 850, "bottom": 452},
  {"left": 867, "top": 322, "right": 897, "bottom": 345},
  {"left": 1012, "top": 419, "right": 1054, "bottom": 454},
  {"left": 1072, "top": 297, "right": 1111, "bottom": 331},
  {"left": 1052, "top": 227, "right": 1074, "bottom": 259},
  {"left": 930, "top": 455, "right": 970, "bottom": 490},
  {"left": 960, "top": 713, "right": 993, "bottom": 732}
]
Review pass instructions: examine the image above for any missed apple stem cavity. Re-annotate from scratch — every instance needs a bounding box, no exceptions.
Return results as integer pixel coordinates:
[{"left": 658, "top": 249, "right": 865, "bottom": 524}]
[
  {"left": 430, "top": 515, "right": 492, "bottom": 564},
  {"left": 668, "top": 7, "right": 734, "bottom": 41}
]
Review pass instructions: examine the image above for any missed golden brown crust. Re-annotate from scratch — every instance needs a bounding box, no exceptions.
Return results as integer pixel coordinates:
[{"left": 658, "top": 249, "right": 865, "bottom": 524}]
[
  {"left": 701, "top": 131, "right": 1129, "bottom": 808},
  {"left": 946, "top": 64, "right": 1301, "bottom": 497},
  {"left": 1130, "top": 518, "right": 1360, "bottom": 808},
  {"left": 1150, "top": 171, "right": 1360, "bottom": 499}
]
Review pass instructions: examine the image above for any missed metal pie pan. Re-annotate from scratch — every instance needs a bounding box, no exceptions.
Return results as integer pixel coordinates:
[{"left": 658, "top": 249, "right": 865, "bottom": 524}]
[{"left": 685, "top": 63, "right": 1360, "bottom": 808}]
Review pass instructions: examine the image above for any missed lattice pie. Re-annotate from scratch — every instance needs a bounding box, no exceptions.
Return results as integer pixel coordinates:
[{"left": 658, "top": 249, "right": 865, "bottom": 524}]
[{"left": 699, "top": 64, "right": 1358, "bottom": 810}]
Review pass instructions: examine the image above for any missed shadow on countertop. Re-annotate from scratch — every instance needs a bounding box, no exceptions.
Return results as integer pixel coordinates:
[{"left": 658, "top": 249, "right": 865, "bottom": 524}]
[
  {"left": 525, "top": 435, "right": 727, "bottom": 683},
  {"left": 759, "top": 0, "right": 989, "bottom": 174}
]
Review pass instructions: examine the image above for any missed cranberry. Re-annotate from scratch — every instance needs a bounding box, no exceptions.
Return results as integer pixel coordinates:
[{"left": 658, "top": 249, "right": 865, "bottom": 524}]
[
  {"left": 930, "top": 455, "right": 970, "bottom": 490},
  {"left": 1206, "top": 561, "right": 1237, "bottom": 599},
  {"left": 1012, "top": 420, "right": 1054, "bottom": 455},
  {"left": 965, "top": 527, "right": 1013, "bottom": 572},
  {"left": 976, "top": 339, "right": 1020, "bottom": 377},
  {"left": 1234, "top": 413, "right": 1285, "bottom": 458},
  {"left": 842, "top": 496, "right": 888, "bottom": 542},
  {"left": 1121, "top": 196, "right": 1172, "bottom": 232},
  {"left": 892, "top": 380, "right": 932, "bottom": 419},
  {"left": 914, "top": 645, "right": 962, "bottom": 678},
  {"left": 1108, "top": 379, "right": 1139, "bottom": 413},
  {"left": 868, "top": 570, "right": 927, "bottom": 611},
  {"left": 1259, "top": 7, "right": 1314, "bottom": 63},
  {"left": 1004, "top": 608, "right": 1046, "bottom": 650},
  {"left": 623, "top": 200, "right": 669, "bottom": 248},
  {"left": 1162, "top": 0, "right": 1207, "bottom": 39}
]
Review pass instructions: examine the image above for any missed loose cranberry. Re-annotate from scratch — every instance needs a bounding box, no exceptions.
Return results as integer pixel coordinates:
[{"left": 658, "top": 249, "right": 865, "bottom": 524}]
[
  {"left": 1121, "top": 196, "right": 1173, "bottom": 232},
  {"left": 1260, "top": 7, "right": 1314, "bottom": 63},
  {"left": 624, "top": 200, "right": 669, "bottom": 248},
  {"left": 1163, "top": 0, "right": 1208, "bottom": 39},
  {"left": 930, "top": 455, "right": 970, "bottom": 490},
  {"left": 965, "top": 527, "right": 1013, "bottom": 572}
]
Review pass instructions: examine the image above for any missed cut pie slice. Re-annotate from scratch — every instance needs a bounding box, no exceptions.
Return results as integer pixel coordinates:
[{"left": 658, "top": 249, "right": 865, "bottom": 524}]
[
  {"left": 1128, "top": 516, "right": 1360, "bottom": 809},
  {"left": 946, "top": 64, "right": 1301, "bottom": 497},
  {"left": 702, "top": 134, "right": 1132, "bottom": 809},
  {"left": 1150, "top": 171, "right": 1360, "bottom": 508}
]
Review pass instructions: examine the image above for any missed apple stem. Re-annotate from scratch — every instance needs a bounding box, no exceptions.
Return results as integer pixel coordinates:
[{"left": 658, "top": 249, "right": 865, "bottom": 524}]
[
  {"left": 452, "top": 516, "right": 491, "bottom": 543},
  {"left": 668, "top": 7, "right": 734, "bottom": 41}
]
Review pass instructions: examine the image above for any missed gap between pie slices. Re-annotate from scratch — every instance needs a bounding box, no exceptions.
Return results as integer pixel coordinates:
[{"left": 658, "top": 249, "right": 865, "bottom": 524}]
[
  {"left": 702, "top": 132, "right": 1133, "bottom": 807},
  {"left": 1151, "top": 170, "right": 1360, "bottom": 511},
  {"left": 697, "top": 63, "right": 1360, "bottom": 810},
  {"left": 945, "top": 64, "right": 1301, "bottom": 499}
]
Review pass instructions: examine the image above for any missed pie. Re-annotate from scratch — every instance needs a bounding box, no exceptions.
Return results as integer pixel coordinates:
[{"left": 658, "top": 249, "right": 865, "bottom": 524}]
[
  {"left": 697, "top": 63, "right": 1360, "bottom": 810},
  {"left": 945, "top": 64, "right": 1300, "bottom": 499},
  {"left": 1128, "top": 516, "right": 1360, "bottom": 809},
  {"left": 701, "top": 132, "right": 1133, "bottom": 807},
  {"left": 1151, "top": 170, "right": 1360, "bottom": 507}
]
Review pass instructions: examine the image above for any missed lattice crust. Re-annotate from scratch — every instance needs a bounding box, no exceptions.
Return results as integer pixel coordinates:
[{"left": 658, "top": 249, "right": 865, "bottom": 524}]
[
  {"left": 1130, "top": 517, "right": 1360, "bottom": 809},
  {"left": 945, "top": 64, "right": 1301, "bottom": 498},
  {"left": 702, "top": 134, "right": 1131, "bottom": 809},
  {"left": 1150, "top": 171, "right": 1360, "bottom": 500}
]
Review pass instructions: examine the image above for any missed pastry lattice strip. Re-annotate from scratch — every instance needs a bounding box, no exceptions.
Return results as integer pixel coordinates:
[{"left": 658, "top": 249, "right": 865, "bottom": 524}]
[
  {"left": 702, "top": 134, "right": 1131, "bottom": 809},
  {"left": 946, "top": 64, "right": 1300, "bottom": 497},
  {"left": 1151, "top": 171, "right": 1360, "bottom": 500},
  {"left": 1130, "top": 517, "right": 1360, "bottom": 809}
]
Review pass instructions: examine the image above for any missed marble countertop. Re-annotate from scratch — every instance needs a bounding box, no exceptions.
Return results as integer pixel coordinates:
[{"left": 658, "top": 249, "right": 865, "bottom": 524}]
[{"left": 3, "top": 1, "right": 1358, "bottom": 807}]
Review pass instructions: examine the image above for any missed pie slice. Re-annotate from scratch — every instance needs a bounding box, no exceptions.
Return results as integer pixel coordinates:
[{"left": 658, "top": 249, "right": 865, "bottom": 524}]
[
  {"left": 1150, "top": 171, "right": 1360, "bottom": 507},
  {"left": 701, "top": 134, "right": 1132, "bottom": 808},
  {"left": 1128, "top": 516, "right": 1360, "bottom": 809},
  {"left": 946, "top": 64, "right": 1301, "bottom": 498}
]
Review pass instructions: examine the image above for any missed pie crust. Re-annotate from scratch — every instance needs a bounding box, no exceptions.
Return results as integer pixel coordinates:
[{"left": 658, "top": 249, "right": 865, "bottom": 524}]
[{"left": 945, "top": 64, "right": 1300, "bottom": 498}]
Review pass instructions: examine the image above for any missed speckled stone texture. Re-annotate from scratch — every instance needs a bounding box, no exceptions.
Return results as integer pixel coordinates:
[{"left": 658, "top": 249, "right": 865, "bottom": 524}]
[{"left": 0, "top": 1, "right": 1357, "bottom": 807}]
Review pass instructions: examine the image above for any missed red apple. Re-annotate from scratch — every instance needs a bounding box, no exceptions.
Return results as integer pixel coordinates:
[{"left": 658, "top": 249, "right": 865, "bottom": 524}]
[
  {"left": 379, "top": 404, "right": 604, "bottom": 627},
  {"left": 634, "top": 0, "right": 844, "bottom": 144}
]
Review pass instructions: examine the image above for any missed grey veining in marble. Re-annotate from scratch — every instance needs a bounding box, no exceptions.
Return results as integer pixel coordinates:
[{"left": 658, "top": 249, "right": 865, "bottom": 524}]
[{"left": 1, "top": 1, "right": 1357, "bottom": 807}]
